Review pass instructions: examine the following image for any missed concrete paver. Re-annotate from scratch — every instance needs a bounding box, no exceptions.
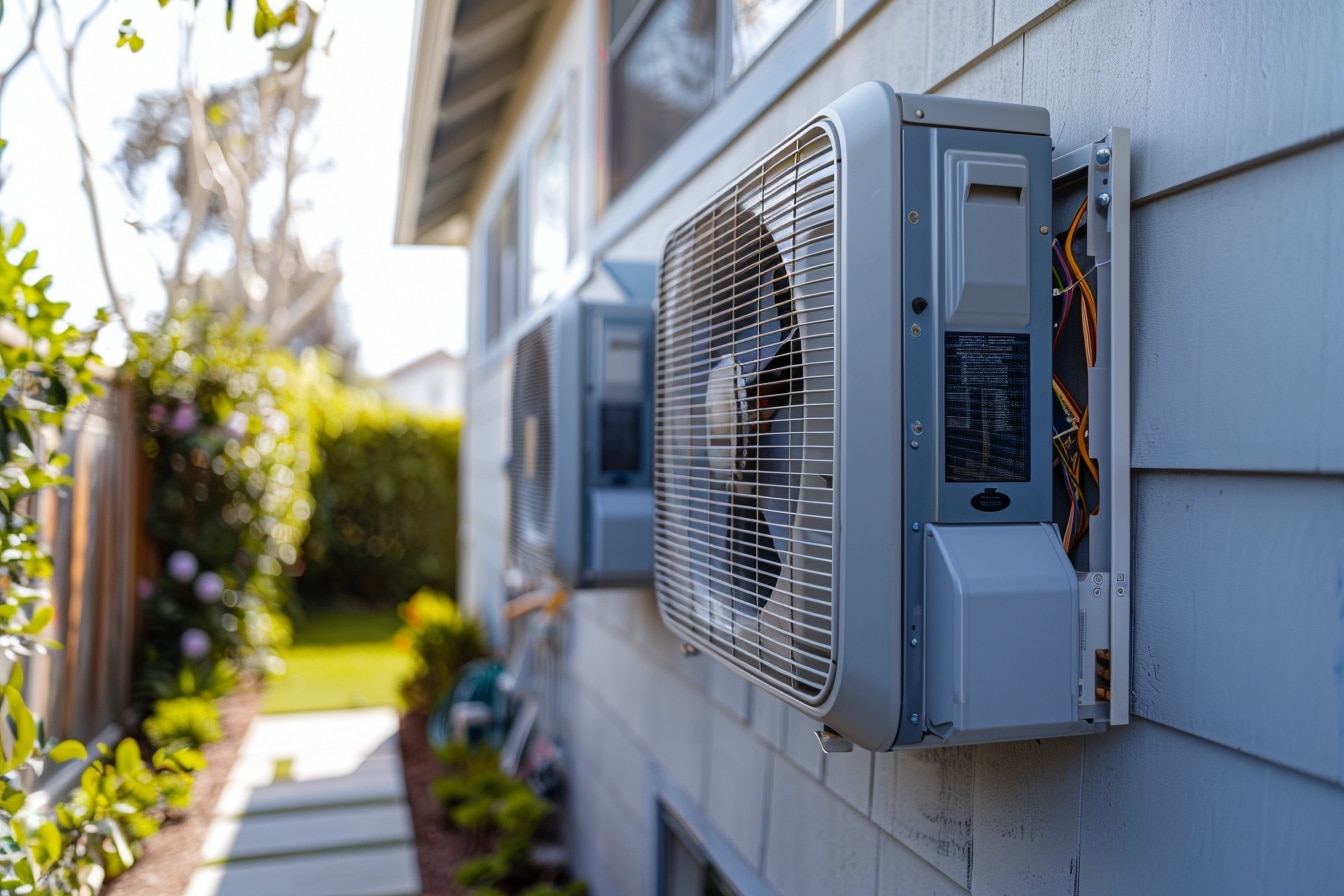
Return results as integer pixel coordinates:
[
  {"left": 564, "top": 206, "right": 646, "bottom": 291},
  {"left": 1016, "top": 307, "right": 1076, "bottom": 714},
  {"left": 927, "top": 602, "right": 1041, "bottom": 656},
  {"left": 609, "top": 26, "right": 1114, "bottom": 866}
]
[{"left": 184, "top": 706, "right": 421, "bottom": 896}]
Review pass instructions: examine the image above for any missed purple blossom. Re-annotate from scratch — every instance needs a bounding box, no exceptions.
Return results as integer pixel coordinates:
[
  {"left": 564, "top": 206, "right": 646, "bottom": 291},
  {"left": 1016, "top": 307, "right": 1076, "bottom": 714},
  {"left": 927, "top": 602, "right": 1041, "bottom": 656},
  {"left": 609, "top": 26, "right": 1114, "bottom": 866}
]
[
  {"left": 168, "top": 402, "right": 199, "bottom": 436},
  {"left": 137, "top": 577, "right": 155, "bottom": 600},
  {"left": 180, "top": 628, "right": 211, "bottom": 660},
  {"left": 167, "top": 550, "right": 199, "bottom": 583},
  {"left": 147, "top": 403, "right": 167, "bottom": 425},
  {"left": 194, "top": 571, "right": 224, "bottom": 603}
]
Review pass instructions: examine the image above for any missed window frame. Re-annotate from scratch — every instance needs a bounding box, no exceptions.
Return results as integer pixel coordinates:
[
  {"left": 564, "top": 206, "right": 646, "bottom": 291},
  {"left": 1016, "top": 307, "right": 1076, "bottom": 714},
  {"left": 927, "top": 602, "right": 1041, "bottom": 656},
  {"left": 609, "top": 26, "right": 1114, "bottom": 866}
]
[
  {"left": 595, "top": 0, "right": 874, "bottom": 253},
  {"left": 602, "top": 0, "right": 823, "bottom": 207},
  {"left": 647, "top": 766, "right": 779, "bottom": 896},
  {"left": 482, "top": 175, "right": 522, "bottom": 351}
]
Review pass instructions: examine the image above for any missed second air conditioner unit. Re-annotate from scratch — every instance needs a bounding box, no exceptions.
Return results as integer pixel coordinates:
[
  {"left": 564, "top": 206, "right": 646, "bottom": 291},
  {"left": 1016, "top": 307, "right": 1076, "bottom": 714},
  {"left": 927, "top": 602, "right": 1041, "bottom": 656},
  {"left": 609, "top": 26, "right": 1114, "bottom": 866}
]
[{"left": 509, "top": 296, "right": 655, "bottom": 589}]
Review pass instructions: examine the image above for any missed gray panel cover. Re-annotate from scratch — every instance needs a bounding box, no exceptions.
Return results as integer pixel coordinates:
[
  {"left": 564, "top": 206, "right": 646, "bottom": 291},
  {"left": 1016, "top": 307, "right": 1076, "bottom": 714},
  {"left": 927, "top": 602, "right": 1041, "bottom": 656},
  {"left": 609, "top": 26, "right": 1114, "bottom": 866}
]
[{"left": 924, "top": 523, "right": 1078, "bottom": 739}]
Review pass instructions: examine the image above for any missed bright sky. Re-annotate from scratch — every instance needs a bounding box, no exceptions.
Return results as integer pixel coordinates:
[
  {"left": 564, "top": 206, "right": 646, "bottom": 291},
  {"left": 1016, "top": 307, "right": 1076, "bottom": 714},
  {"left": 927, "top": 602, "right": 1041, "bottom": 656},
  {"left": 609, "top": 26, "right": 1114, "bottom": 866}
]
[{"left": 0, "top": 0, "right": 467, "bottom": 377}]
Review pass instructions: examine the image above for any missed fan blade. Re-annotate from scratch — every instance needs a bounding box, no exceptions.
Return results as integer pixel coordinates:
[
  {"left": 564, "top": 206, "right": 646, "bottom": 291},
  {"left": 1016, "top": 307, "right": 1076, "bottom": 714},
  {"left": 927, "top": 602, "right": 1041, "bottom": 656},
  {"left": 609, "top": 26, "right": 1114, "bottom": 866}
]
[
  {"left": 756, "top": 401, "right": 802, "bottom": 558},
  {"left": 727, "top": 490, "right": 780, "bottom": 611}
]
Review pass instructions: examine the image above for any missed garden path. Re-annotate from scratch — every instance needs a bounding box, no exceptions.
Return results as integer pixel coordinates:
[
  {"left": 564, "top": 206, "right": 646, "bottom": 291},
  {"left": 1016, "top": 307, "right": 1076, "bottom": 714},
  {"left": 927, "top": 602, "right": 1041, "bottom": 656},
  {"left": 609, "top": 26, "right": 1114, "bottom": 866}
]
[{"left": 182, "top": 706, "right": 421, "bottom": 896}]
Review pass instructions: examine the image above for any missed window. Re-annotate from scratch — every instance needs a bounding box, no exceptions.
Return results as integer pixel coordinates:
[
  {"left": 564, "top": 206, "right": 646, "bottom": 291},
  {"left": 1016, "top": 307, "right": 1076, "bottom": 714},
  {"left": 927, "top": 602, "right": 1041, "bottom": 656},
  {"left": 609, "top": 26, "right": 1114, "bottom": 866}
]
[
  {"left": 659, "top": 808, "right": 743, "bottom": 896},
  {"left": 607, "top": 0, "right": 812, "bottom": 199},
  {"left": 530, "top": 104, "right": 572, "bottom": 304},
  {"left": 485, "top": 181, "right": 520, "bottom": 346}
]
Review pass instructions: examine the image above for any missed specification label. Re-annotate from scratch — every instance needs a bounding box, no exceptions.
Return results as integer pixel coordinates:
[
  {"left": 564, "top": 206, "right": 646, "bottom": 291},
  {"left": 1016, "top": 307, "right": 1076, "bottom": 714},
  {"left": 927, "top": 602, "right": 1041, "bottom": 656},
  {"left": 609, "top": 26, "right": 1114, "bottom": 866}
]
[{"left": 944, "top": 332, "right": 1031, "bottom": 482}]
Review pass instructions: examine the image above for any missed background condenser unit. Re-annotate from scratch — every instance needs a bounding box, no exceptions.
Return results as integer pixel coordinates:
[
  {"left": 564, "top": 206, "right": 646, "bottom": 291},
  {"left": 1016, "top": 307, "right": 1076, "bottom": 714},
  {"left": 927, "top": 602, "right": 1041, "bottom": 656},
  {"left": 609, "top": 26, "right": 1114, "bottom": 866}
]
[
  {"left": 652, "top": 81, "right": 1131, "bottom": 752},
  {"left": 509, "top": 296, "right": 655, "bottom": 589}
]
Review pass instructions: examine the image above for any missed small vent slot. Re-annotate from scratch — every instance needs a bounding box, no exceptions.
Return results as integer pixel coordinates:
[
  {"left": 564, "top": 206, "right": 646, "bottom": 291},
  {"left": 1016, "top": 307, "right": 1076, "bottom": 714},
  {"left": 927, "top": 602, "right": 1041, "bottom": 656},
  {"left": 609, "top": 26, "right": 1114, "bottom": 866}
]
[
  {"left": 654, "top": 124, "right": 838, "bottom": 705},
  {"left": 965, "top": 183, "right": 1022, "bottom": 204}
]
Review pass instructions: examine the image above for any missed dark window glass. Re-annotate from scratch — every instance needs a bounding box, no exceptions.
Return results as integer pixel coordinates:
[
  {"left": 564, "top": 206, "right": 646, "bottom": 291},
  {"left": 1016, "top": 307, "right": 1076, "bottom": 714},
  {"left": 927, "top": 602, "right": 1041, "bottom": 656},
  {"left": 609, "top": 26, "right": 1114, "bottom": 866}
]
[
  {"left": 610, "top": 0, "right": 643, "bottom": 41},
  {"left": 609, "top": 0, "right": 717, "bottom": 197},
  {"left": 486, "top": 183, "right": 520, "bottom": 345},
  {"left": 729, "top": 0, "right": 812, "bottom": 78}
]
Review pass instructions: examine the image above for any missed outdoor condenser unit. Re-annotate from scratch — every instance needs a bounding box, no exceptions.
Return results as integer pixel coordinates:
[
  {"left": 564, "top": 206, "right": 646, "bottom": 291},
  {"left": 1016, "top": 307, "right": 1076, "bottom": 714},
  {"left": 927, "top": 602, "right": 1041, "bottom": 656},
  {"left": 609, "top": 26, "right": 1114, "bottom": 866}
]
[
  {"left": 653, "top": 81, "right": 1131, "bottom": 752},
  {"left": 509, "top": 296, "right": 655, "bottom": 589}
]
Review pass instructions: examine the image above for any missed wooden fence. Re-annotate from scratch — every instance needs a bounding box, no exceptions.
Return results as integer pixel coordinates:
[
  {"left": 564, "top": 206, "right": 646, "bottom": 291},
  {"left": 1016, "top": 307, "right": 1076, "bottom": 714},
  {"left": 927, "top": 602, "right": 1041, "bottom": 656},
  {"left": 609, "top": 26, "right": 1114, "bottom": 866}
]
[{"left": 22, "top": 378, "right": 151, "bottom": 757}]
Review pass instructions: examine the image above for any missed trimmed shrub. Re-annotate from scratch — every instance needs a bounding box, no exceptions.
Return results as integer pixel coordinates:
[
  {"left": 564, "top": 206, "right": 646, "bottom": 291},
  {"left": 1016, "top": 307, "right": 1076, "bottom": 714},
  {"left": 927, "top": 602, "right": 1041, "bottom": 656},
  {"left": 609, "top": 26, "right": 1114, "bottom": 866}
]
[{"left": 300, "top": 389, "right": 459, "bottom": 609}]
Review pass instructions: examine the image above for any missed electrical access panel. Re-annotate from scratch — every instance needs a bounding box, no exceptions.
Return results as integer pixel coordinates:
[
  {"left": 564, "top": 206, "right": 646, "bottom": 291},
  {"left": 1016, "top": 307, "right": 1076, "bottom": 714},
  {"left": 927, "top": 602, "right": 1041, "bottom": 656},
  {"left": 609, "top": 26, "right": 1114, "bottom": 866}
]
[
  {"left": 509, "top": 296, "right": 655, "bottom": 589},
  {"left": 651, "top": 80, "right": 1130, "bottom": 752}
]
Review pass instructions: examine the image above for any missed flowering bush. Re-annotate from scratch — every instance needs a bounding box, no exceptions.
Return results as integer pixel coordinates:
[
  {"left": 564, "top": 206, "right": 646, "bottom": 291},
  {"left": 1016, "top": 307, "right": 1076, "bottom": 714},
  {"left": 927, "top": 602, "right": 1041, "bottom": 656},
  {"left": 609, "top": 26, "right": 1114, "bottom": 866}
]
[{"left": 129, "top": 302, "right": 315, "bottom": 683}]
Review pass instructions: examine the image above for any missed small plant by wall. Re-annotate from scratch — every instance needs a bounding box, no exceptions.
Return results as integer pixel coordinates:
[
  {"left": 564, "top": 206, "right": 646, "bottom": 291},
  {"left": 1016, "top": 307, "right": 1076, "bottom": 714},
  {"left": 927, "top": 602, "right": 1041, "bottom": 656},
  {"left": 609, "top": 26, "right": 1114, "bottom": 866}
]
[{"left": 395, "top": 588, "right": 488, "bottom": 714}]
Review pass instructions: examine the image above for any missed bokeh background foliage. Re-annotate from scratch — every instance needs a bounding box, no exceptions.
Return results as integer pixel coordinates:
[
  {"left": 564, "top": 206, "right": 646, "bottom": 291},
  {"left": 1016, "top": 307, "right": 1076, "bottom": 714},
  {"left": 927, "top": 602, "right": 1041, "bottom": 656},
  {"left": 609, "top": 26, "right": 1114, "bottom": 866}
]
[
  {"left": 300, "top": 386, "right": 460, "bottom": 609},
  {"left": 129, "top": 300, "right": 461, "bottom": 690}
]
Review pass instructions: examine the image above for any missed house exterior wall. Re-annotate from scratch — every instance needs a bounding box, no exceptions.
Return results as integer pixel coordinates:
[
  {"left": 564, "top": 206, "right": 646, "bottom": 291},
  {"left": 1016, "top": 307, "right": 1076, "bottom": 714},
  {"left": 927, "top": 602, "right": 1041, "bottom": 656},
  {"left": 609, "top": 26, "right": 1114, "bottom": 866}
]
[
  {"left": 382, "top": 353, "right": 466, "bottom": 416},
  {"left": 456, "top": 0, "right": 1344, "bottom": 892}
]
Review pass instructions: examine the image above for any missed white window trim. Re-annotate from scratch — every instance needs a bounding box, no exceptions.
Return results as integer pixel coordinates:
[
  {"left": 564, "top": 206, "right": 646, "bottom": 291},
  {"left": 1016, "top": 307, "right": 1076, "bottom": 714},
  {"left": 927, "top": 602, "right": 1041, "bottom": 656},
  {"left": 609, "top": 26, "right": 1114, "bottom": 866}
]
[{"left": 647, "top": 764, "right": 779, "bottom": 896}]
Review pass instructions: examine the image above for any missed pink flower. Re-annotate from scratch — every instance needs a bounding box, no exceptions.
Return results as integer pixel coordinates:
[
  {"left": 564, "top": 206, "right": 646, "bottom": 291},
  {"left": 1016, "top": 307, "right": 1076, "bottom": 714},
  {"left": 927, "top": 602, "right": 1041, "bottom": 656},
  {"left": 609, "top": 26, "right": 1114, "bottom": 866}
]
[
  {"left": 137, "top": 577, "right": 155, "bottom": 600},
  {"left": 147, "top": 403, "right": 167, "bottom": 425}
]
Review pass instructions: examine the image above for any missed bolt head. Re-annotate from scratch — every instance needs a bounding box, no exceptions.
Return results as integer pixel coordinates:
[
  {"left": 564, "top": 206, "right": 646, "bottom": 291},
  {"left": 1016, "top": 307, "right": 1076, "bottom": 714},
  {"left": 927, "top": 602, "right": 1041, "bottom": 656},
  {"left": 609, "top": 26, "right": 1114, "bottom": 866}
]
[
  {"left": 909, "top": 637, "right": 919, "bottom": 647},
  {"left": 1039, "top": 225, "right": 1049, "bottom": 235},
  {"left": 1095, "top": 147, "right": 1112, "bottom": 165},
  {"left": 911, "top": 522, "right": 921, "bottom": 532},
  {"left": 910, "top": 323, "right": 922, "bottom": 337},
  {"left": 909, "top": 713, "right": 920, "bottom": 725},
  {"left": 907, "top": 210, "right": 919, "bottom": 224},
  {"left": 1097, "top": 192, "right": 1112, "bottom": 208},
  {"left": 909, "top": 440, "right": 920, "bottom": 450}
]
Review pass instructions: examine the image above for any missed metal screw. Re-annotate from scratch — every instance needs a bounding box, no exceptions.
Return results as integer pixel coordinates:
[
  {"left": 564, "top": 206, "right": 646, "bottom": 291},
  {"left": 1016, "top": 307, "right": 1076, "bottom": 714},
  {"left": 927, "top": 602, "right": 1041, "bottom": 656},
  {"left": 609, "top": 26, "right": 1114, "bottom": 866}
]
[
  {"left": 1093, "top": 588, "right": 1102, "bottom": 597},
  {"left": 910, "top": 324, "right": 922, "bottom": 337},
  {"left": 909, "top": 637, "right": 919, "bottom": 647},
  {"left": 910, "top": 440, "right": 920, "bottom": 449},
  {"left": 1096, "top": 192, "right": 1111, "bottom": 208},
  {"left": 911, "top": 522, "right": 921, "bottom": 532},
  {"left": 681, "top": 643, "right": 700, "bottom": 657},
  {"left": 1116, "top": 587, "right": 1125, "bottom": 596},
  {"left": 1093, "top": 574, "right": 1103, "bottom": 584},
  {"left": 909, "top": 713, "right": 920, "bottom": 724},
  {"left": 1039, "top": 225, "right": 1049, "bottom": 235},
  {"left": 914, "top": 109, "right": 925, "bottom": 119},
  {"left": 907, "top": 211, "right": 919, "bottom": 224},
  {"left": 1117, "top": 574, "right": 1125, "bottom": 582},
  {"left": 1095, "top": 147, "right": 1112, "bottom": 166},
  {"left": 911, "top": 421, "right": 924, "bottom": 435}
]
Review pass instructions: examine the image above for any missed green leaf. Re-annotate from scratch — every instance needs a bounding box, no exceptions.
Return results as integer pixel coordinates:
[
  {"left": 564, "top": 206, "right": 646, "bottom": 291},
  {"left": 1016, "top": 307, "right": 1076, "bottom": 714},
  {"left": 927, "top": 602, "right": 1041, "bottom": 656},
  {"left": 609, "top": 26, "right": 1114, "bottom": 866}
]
[
  {"left": 21, "top": 605, "right": 51, "bottom": 635},
  {"left": 49, "top": 739, "right": 87, "bottom": 763},
  {"left": 4, "top": 687, "right": 36, "bottom": 773},
  {"left": 6, "top": 221, "right": 22, "bottom": 249},
  {"left": 130, "top": 34, "right": 145, "bottom": 52},
  {"left": 114, "top": 737, "right": 142, "bottom": 778},
  {"left": 34, "top": 821, "right": 60, "bottom": 871}
]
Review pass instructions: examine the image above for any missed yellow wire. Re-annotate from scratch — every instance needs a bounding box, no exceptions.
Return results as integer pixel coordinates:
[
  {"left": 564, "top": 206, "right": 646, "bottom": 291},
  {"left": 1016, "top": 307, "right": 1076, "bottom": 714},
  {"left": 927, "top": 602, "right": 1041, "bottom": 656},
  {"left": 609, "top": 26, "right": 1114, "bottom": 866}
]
[{"left": 1064, "top": 200, "right": 1097, "bottom": 367}]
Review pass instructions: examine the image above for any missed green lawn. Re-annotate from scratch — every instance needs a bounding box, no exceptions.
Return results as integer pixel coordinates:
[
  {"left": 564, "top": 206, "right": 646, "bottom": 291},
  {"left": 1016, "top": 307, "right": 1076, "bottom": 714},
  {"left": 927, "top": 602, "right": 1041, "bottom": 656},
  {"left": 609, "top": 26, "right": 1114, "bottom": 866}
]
[{"left": 261, "top": 608, "right": 411, "bottom": 714}]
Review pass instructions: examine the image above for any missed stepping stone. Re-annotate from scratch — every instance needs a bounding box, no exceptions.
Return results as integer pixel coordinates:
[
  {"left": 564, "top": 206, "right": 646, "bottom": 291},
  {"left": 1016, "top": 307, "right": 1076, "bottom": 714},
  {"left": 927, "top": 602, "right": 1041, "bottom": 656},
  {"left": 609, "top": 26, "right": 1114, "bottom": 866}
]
[
  {"left": 198, "top": 802, "right": 413, "bottom": 864},
  {"left": 215, "top": 758, "right": 405, "bottom": 817},
  {"left": 185, "top": 843, "right": 419, "bottom": 896}
]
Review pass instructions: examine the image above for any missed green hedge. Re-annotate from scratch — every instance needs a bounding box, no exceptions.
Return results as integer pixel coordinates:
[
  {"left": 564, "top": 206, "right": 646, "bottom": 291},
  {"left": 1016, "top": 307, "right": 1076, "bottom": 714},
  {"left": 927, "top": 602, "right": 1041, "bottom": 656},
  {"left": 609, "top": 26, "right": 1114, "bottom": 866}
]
[{"left": 299, "top": 385, "right": 460, "bottom": 609}]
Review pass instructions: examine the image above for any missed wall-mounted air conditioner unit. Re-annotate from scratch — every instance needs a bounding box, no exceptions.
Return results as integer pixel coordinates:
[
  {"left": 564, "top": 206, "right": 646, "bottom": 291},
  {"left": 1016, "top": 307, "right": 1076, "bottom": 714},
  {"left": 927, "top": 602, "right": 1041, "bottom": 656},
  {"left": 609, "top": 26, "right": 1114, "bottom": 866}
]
[
  {"left": 653, "top": 81, "right": 1130, "bottom": 752},
  {"left": 509, "top": 296, "right": 655, "bottom": 589}
]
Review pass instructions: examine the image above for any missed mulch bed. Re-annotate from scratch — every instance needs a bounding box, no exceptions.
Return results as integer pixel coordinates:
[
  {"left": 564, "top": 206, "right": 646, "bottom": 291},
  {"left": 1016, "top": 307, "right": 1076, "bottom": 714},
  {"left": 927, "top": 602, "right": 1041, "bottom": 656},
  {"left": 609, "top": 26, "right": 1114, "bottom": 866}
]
[
  {"left": 399, "top": 710, "right": 472, "bottom": 896},
  {"left": 103, "top": 687, "right": 262, "bottom": 896}
]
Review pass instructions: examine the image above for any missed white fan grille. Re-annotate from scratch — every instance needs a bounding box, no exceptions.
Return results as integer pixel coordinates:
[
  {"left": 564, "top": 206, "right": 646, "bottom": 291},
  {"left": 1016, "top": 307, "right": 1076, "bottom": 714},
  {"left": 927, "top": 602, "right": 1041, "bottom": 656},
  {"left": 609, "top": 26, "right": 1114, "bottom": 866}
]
[
  {"left": 654, "top": 124, "right": 838, "bottom": 704},
  {"left": 509, "top": 317, "right": 556, "bottom": 581}
]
